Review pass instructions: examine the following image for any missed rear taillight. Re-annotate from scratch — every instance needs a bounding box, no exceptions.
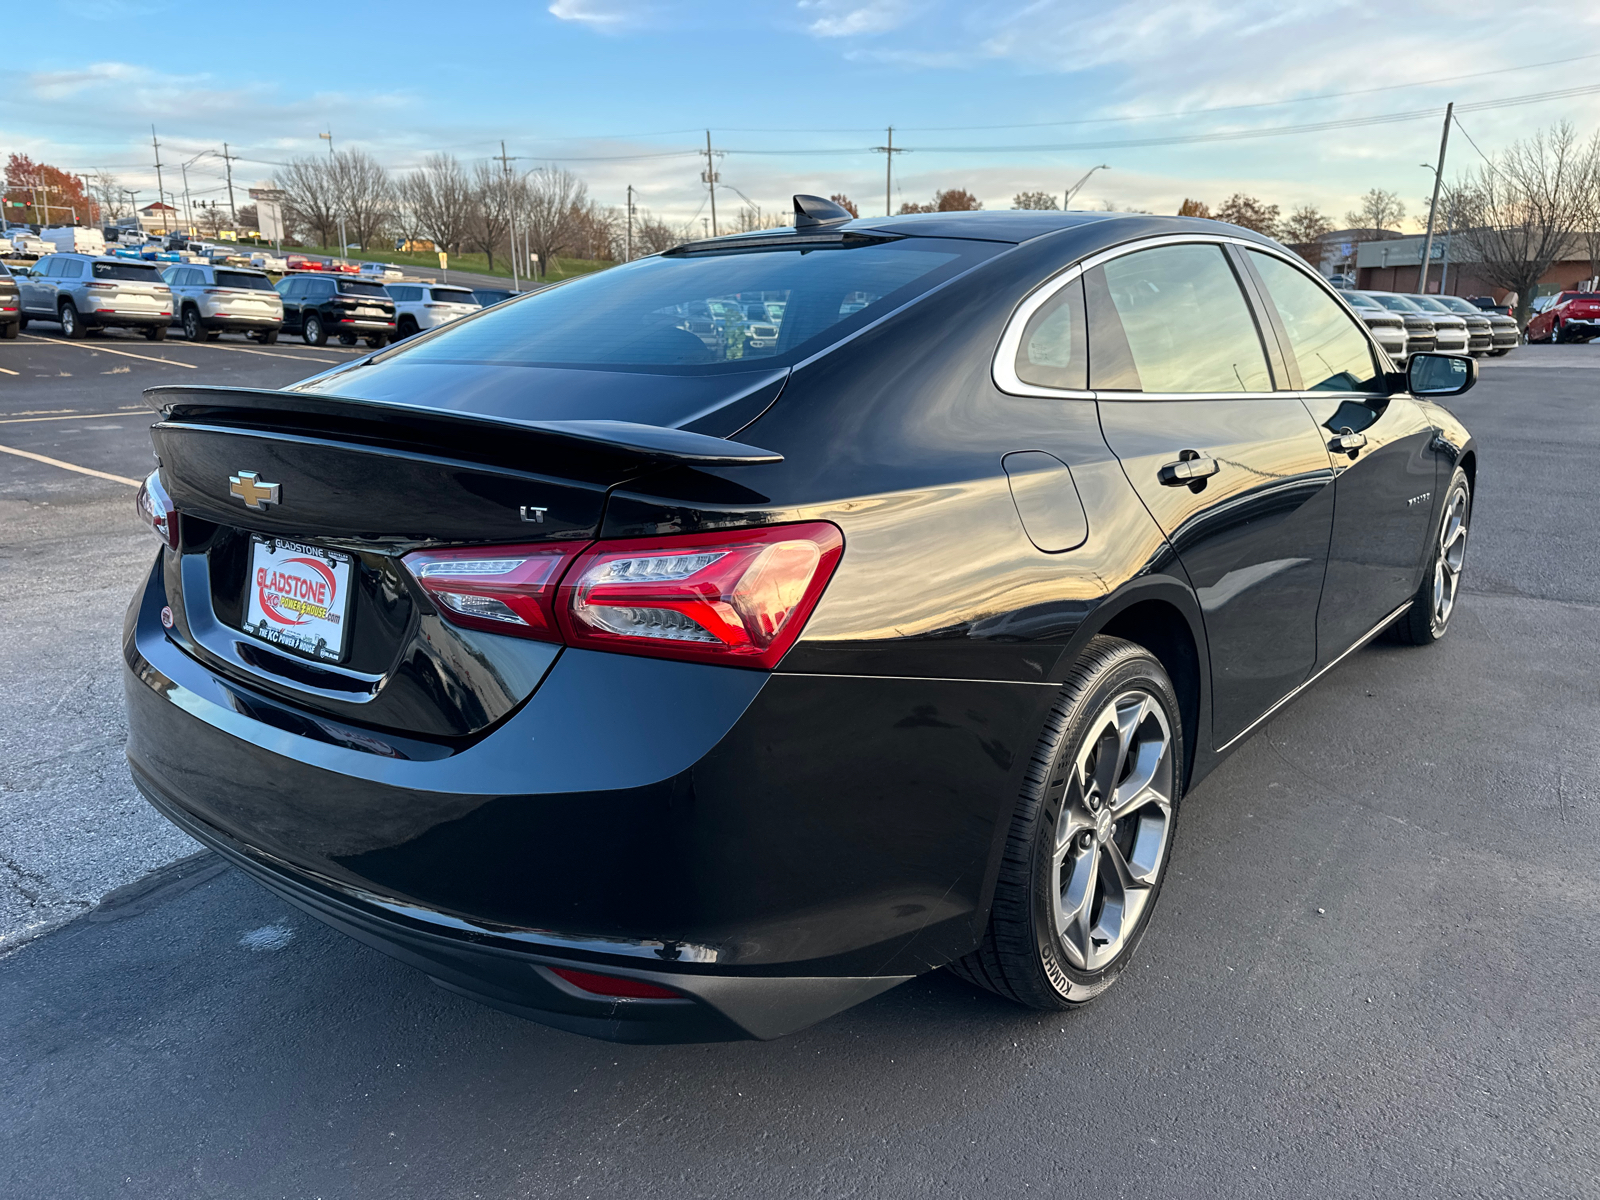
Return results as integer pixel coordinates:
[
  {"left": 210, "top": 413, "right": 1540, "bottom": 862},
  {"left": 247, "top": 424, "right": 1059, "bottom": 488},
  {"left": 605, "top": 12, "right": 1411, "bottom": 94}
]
[
  {"left": 556, "top": 523, "right": 843, "bottom": 669},
  {"left": 135, "top": 470, "right": 178, "bottom": 550},
  {"left": 401, "top": 542, "right": 587, "bottom": 642},
  {"left": 548, "top": 968, "right": 682, "bottom": 1000}
]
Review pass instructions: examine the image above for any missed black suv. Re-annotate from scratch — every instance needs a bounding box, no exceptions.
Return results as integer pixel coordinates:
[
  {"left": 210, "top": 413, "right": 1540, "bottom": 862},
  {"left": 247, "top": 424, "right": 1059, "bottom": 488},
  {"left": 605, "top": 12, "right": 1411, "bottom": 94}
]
[{"left": 275, "top": 273, "right": 396, "bottom": 347}]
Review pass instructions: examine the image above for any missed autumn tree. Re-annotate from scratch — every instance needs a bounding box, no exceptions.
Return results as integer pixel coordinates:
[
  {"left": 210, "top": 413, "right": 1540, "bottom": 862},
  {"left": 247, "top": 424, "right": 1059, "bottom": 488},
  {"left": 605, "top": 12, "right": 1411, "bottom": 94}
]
[
  {"left": 1345, "top": 188, "right": 1405, "bottom": 231},
  {"left": 1281, "top": 204, "right": 1334, "bottom": 244},
  {"left": 1177, "top": 198, "right": 1211, "bottom": 218},
  {"left": 900, "top": 188, "right": 983, "bottom": 214},
  {"left": 1012, "top": 191, "right": 1060, "bottom": 210},
  {"left": 1215, "top": 193, "right": 1280, "bottom": 237},
  {"left": 829, "top": 193, "right": 859, "bottom": 217},
  {"left": 4, "top": 154, "right": 96, "bottom": 225}
]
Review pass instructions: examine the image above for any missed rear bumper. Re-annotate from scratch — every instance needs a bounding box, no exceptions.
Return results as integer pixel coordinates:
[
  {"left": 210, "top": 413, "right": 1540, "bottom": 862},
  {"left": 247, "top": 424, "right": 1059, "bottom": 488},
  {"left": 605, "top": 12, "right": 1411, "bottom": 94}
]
[
  {"left": 85, "top": 310, "right": 168, "bottom": 329},
  {"left": 123, "top": 557, "right": 1045, "bottom": 1040},
  {"left": 199, "top": 313, "right": 282, "bottom": 331}
]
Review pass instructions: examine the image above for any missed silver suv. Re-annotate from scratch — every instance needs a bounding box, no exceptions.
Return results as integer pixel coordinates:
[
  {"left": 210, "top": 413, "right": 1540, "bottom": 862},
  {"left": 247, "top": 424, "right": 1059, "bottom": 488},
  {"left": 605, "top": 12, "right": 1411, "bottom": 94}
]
[
  {"left": 162, "top": 262, "right": 284, "bottom": 343},
  {"left": 16, "top": 253, "right": 172, "bottom": 339}
]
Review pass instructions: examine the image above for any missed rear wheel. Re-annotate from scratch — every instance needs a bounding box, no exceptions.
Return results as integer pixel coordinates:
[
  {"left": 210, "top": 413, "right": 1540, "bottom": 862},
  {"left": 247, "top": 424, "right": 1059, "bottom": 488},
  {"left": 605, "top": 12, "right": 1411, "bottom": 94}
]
[
  {"left": 364, "top": 334, "right": 387, "bottom": 349},
  {"left": 0, "top": 321, "right": 17, "bottom": 340},
  {"left": 949, "top": 636, "right": 1183, "bottom": 1009},
  {"left": 259, "top": 329, "right": 279, "bottom": 345},
  {"left": 59, "top": 300, "right": 84, "bottom": 339},
  {"left": 303, "top": 313, "right": 327, "bottom": 346},
  {"left": 397, "top": 315, "right": 419, "bottom": 339},
  {"left": 1395, "top": 467, "right": 1471, "bottom": 646},
  {"left": 144, "top": 325, "right": 166, "bottom": 341}
]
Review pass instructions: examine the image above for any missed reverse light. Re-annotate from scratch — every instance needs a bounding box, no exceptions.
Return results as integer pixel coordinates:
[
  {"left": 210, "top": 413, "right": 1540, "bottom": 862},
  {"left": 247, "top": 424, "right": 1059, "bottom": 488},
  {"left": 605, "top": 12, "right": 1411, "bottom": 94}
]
[
  {"left": 401, "top": 542, "right": 587, "bottom": 643},
  {"left": 548, "top": 968, "right": 683, "bottom": 1000},
  {"left": 135, "top": 469, "right": 179, "bottom": 550},
  {"left": 556, "top": 523, "right": 843, "bottom": 669}
]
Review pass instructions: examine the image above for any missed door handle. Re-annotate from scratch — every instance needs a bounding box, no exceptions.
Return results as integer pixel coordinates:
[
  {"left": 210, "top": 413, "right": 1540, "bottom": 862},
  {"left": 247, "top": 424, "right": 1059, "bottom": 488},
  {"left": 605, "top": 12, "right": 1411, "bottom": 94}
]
[
  {"left": 1159, "top": 452, "right": 1220, "bottom": 486},
  {"left": 1330, "top": 428, "right": 1368, "bottom": 453}
]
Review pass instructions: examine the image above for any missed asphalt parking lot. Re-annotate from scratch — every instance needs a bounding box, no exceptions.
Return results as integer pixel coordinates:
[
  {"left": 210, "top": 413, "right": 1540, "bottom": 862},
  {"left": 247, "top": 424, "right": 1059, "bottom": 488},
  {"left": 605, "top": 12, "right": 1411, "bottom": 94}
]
[{"left": 1, "top": 335, "right": 1597, "bottom": 1198}]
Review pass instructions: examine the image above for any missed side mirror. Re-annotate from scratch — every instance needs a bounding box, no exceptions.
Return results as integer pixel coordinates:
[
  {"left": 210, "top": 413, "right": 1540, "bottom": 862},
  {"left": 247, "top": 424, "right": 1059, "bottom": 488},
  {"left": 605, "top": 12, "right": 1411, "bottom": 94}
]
[{"left": 1407, "top": 352, "right": 1476, "bottom": 397}]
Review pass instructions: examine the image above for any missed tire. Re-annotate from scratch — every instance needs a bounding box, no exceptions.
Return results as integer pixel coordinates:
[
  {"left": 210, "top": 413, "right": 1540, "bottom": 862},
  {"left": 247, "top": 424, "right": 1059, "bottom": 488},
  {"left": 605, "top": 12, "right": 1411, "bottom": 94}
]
[
  {"left": 337, "top": 333, "right": 357, "bottom": 346},
  {"left": 303, "top": 313, "right": 327, "bottom": 346},
  {"left": 1394, "top": 466, "right": 1471, "bottom": 646},
  {"left": 397, "top": 316, "right": 418, "bottom": 339},
  {"left": 144, "top": 325, "right": 166, "bottom": 341},
  {"left": 1551, "top": 319, "right": 1563, "bottom": 344},
  {"left": 0, "top": 321, "right": 17, "bottom": 340},
  {"left": 183, "top": 308, "right": 204, "bottom": 342},
  {"left": 364, "top": 335, "right": 387, "bottom": 349},
  {"left": 948, "top": 636, "right": 1184, "bottom": 1009},
  {"left": 205, "top": 329, "right": 220, "bottom": 342},
  {"left": 59, "top": 300, "right": 84, "bottom": 339},
  {"left": 16, "top": 315, "right": 28, "bottom": 331},
  {"left": 259, "top": 329, "right": 279, "bottom": 345}
]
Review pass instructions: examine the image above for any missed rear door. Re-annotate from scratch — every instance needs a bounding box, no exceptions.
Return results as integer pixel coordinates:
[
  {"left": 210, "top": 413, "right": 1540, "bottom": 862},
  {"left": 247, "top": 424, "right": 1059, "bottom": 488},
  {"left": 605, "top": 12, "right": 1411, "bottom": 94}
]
[
  {"left": 1090, "top": 240, "right": 1336, "bottom": 747},
  {"left": 19, "top": 255, "right": 56, "bottom": 312},
  {"left": 1242, "top": 249, "right": 1440, "bottom": 665}
]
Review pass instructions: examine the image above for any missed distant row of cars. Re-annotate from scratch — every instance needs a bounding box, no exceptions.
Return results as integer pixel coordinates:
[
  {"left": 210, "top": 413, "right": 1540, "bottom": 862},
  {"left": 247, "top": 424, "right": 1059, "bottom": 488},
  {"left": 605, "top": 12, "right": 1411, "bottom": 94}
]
[
  {"left": 1342, "top": 290, "right": 1520, "bottom": 362},
  {"left": 0, "top": 250, "right": 515, "bottom": 345}
]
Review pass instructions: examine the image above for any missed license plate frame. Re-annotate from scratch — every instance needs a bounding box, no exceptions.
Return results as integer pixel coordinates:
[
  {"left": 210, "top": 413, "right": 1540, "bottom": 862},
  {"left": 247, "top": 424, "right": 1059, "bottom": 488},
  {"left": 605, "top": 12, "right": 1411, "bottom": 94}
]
[{"left": 242, "top": 537, "right": 355, "bottom": 663}]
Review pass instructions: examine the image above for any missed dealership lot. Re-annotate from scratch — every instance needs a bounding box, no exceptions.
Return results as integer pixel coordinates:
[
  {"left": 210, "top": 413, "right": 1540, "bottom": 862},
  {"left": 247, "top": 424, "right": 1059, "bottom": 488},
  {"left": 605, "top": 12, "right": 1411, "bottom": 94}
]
[{"left": 1, "top": 339, "right": 1597, "bottom": 1196}]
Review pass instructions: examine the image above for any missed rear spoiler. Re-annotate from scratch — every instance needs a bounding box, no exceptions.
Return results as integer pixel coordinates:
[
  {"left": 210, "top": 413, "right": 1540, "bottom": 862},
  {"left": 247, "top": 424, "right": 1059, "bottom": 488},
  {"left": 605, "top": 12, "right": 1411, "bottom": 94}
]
[{"left": 143, "top": 385, "right": 783, "bottom": 467}]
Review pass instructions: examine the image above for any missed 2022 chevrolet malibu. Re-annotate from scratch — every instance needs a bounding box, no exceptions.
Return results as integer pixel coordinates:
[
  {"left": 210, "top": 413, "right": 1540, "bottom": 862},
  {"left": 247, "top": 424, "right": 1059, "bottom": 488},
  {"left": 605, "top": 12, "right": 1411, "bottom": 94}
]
[{"left": 125, "top": 198, "right": 1478, "bottom": 1042}]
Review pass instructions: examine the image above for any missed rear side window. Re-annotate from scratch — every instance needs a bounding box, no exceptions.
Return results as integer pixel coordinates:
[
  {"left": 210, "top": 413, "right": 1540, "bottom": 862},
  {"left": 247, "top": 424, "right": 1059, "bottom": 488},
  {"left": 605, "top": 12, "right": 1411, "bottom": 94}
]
[
  {"left": 1248, "top": 252, "right": 1380, "bottom": 392},
  {"left": 1091, "top": 244, "right": 1272, "bottom": 393},
  {"left": 431, "top": 288, "right": 477, "bottom": 304},
  {"left": 1013, "top": 276, "right": 1086, "bottom": 390},
  {"left": 60, "top": 258, "right": 85, "bottom": 279},
  {"left": 388, "top": 285, "right": 422, "bottom": 302},
  {"left": 396, "top": 237, "right": 991, "bottom": 372},
  {"left": 216, "top": 270, "right": 273, "bottom": 290},
  {"left": 92, "top": 261, "right": 159, "bottom": 282}
]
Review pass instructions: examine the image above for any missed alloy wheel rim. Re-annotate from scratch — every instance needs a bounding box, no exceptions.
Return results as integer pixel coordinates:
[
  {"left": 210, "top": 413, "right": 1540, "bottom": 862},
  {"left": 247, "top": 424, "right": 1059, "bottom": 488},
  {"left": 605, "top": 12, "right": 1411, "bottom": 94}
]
[
  {"left": 1432, "top": 484, "right": 1469, "bottom": 631},
  {"left": 1051, "top": 690, "right": 1174, "bottom": 973}
]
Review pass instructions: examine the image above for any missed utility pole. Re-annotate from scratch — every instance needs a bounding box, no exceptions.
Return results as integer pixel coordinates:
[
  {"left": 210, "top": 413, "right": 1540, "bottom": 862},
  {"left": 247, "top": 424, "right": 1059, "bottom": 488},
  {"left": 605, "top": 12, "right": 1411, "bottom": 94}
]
[
  {"left": 702, "top": 131, "right": 719, "bottom": 237},
  {"left": 220, "top": 143, "right": 239, "bottom": 221},
  {"left": 871, "top": 127, "right": 907, "bottom": 216},
  {"left": 151, "top": 127, "right": 169, "bottom": 233},
  {"left": 494, "top": 141, "right": 520, "bottom": 291},
  {"left": 626, "top": 185, "right": 634, "bottom": 261},
  {"left": 1439, "top": 192, "right": 1457, "bottom": 296},
  {"left": 1418, "top": 102, "right": 1453, "bottom": 295}
]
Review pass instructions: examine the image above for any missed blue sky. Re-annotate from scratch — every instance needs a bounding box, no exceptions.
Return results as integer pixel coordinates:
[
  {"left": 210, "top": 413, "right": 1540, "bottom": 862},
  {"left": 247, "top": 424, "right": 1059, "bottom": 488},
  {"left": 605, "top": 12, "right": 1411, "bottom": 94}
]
[{"left": 3, "top": 1, "right": 1599, "bottom": 231}]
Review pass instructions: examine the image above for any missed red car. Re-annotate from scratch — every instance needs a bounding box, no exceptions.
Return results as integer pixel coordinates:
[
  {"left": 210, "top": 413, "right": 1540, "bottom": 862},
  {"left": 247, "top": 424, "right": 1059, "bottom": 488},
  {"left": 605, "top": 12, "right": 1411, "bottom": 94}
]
[
  {"left": 1526, "top": 290, "right": 1600, "bottom": 343},
  {"left": 284, "top": 255, "right": 326, "bottom": 272}
]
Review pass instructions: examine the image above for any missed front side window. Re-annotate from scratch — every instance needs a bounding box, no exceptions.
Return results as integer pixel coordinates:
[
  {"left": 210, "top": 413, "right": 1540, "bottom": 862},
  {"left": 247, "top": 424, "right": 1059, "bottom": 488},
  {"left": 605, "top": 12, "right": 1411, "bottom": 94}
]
[
  {"left": 393, "top": 237, "right": 989, "bottom": 372},
  {"left": 1093, "top": 244, "right": 1272, "bottom": 393},
  {"left": 1248, "top": 251, "right": 1380, "bottom": 392}
]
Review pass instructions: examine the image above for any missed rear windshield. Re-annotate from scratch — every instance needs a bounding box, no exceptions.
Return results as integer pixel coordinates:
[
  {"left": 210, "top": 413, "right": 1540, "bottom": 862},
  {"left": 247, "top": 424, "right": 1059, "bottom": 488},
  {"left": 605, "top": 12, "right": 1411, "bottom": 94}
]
[
  {"left": 336, "top": 279, "right": 389, "bottom": 297},
  {"left": 431, "top": 288, "right": 478, "bottom": 304},
  {"left": 395, "top": 237, "right": 994, "bottom": 372},
  {"left": 216, "top": 270, "right": 273, "bottom": 290},
  {"left": 1565, "top": 292, "right": 1600, "bottom": 301},
  {"left": 92, "top": 261, "right": 162, "bottom": 282}
]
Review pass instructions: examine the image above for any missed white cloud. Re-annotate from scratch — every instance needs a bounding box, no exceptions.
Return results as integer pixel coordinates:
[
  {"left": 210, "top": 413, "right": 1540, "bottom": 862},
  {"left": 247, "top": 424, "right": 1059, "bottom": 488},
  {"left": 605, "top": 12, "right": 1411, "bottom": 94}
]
[
  {"left": 800, "top": 0, "right": 916, "bottom": 38},
  {"left": 547, "top": 0, "right": 664, "bottom": 28}
]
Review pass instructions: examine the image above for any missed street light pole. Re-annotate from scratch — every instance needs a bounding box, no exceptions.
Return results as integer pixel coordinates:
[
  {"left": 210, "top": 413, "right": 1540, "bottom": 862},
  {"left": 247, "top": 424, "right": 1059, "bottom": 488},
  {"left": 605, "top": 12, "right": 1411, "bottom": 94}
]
[
  {"left": 1064, "top": 164, "right": 1110, "bottom": 210},
  {"left": 1418, "top": 102, "right": 1453, "bottom": 294},
  {"left": 320, "top": 130, "right": 346, "bottom": 260}
]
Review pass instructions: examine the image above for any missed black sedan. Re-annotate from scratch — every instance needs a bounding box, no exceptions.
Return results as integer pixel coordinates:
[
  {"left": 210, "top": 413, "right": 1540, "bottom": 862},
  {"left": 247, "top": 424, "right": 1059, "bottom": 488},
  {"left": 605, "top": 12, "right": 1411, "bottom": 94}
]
[{"left": 125, "top": 200, "right": 1478, "bottom": 1043}]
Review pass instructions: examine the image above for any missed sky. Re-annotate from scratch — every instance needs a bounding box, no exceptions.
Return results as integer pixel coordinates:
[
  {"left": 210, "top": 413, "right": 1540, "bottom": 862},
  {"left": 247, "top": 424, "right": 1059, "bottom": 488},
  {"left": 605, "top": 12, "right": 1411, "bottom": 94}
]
[{"left": 2, "top": 0, "right": 1599, "bottom": 233}]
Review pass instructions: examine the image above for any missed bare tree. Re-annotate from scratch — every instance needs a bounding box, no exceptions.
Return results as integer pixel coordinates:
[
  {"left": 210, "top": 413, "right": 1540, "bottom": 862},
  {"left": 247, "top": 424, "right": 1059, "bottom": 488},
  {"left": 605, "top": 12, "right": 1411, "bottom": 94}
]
[
  {"left": 1281, "top": 204, "right": 1334, "bottom": 244},
  {"left": 468, "top": 160, "right": 517, "bottom": 270},
  {"left": 522, "top": 165, "right": 587, "bottom": 275},
  {"left": 277, "top": 155, "right": 340, "bottom": 248},
  {"left": 1575, "top": 129, "right": 1600, "bottom": 287},
  {"left": 1345, "top": 188, "right": 1406, "bottom": 231},
  {"left": 1455, "top": 122, "right": 1587, "bottom": 326},
  {"left": 1216, "top": 193, "right": 1280, "bottom": 237},
  {"left": 1012, "top": 191, "right": 1060, "bottom": 210},
  {"left": 330, "top": 148, "right": 393, "bottom": 250},
  {"left": 398, "top": 153, "right": 473, "bottom": 255},
  {"left": 1177, "top": 198, "right": 1211, "bottom": 218},
  {"left": 632, "top": 210, "right": 686, "bottom": 256},
  {"left": 88, "top": 169, "right": 129, "bottom": 223}
]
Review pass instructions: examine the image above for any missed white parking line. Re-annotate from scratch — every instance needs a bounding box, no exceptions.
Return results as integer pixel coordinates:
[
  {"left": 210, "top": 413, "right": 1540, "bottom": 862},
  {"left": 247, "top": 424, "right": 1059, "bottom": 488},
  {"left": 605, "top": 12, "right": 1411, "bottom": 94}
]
[
  {"left": 18, "top": 334, "right": 198, "bottom": 369},
  {"left": 0, "top": 366, "right": 17, "bottom": 376},
  {"left": 0, "top": 411, "right": 144, "bottom": 425},
  {"left": 0, "top": 442, "right": 140, "bottom": 486},
  {"left": 169, "top": 341, "right": 338, "bottom": 364}
]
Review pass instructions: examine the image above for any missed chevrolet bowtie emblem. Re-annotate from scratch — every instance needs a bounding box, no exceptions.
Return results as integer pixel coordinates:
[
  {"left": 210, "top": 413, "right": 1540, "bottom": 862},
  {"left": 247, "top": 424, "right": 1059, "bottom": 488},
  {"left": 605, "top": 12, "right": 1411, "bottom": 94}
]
[{"left": 228, "top": 470, "right": 281, "bottom": 511}]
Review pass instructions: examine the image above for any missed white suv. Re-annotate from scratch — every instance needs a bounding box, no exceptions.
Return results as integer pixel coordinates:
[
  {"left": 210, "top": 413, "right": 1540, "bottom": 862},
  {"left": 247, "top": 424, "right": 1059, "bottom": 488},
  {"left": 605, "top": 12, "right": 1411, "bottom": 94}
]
[
  {"left": 386, "top": 281, "right": 481, "bottom": 338},
  {"left": 161, "top": 263, "right": 285, "bottom": 342}
]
